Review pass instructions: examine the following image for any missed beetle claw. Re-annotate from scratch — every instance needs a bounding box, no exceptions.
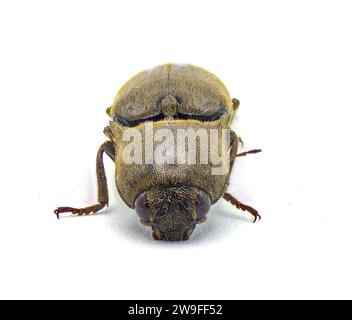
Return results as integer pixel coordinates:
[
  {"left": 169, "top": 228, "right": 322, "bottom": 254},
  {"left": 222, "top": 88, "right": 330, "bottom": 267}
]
[
  {"left": 251, "top": 211, "right": 261, "bottom": 223},
  {"left": 54, "top": 207, "right": 78, "bottom": 219},
  {"left": 54, "top": 203, "right": 106, "bottom": 219},
  {"left": 237, "top": 202, "right": 261, "bottom": 223},
  {"left": 223, "top": 193, "right": 261, "bottom": 223}
]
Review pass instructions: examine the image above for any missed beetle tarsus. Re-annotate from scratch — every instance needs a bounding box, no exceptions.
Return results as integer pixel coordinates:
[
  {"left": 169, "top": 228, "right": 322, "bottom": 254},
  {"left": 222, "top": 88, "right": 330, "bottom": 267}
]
[
  {"left": 54, "top": 203, "right": 106, "bottom": 219},
  {"left": 236, "top": 149, "right": 262, "bottom": 158},
  {"left": 223, "top": 192, "right": 261, "bottom": 223}
]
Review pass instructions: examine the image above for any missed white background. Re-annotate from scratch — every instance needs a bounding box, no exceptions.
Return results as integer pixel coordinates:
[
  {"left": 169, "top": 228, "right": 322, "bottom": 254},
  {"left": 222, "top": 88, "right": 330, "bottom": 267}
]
[{"left": 0, "top": 0, "right": 351, "bottom": 299}]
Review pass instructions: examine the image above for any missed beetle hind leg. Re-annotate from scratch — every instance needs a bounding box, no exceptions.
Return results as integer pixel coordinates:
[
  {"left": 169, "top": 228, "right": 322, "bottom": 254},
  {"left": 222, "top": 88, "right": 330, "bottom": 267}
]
[
  {"left": 54, "top": 140, "right": 115, "bottom": 219},
  {"left": 223, "top": 193, "right": 261, "bottom": 223}
]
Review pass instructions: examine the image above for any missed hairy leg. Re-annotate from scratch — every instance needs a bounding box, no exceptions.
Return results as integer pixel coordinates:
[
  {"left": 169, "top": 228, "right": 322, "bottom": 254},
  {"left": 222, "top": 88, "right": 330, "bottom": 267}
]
[
  {"left": 54, "top": 140, "right": 115, "bottom": 219},
  {"left": 226, "top": 131, "right": 262, "bottom": 222},
  {"left": 223, "top": 192, "right": 261, "bottom": 223}
]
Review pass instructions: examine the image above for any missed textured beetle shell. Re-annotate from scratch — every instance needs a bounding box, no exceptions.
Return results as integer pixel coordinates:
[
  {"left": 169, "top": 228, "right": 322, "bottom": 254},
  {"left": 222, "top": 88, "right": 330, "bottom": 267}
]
[
  {"left": 107, "top": 64, "right": 237, "bottom": 208},
  {"left": 110, "top": 120, "right": 237, "bottom": 208},
  {"left": 109, "top": 64, "right": 234, "bottom": 121}
]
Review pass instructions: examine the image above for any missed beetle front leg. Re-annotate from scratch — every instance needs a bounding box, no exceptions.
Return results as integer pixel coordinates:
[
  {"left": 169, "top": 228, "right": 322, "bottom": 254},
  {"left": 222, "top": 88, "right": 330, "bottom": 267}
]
[
  {"left": 223, "top": 193, "right": 261, "bottom": 223},
  {"left": 226, "top": 135, "right": 261, "bottom": 222},
  {"left": 54, "top": 141, "right": 115, "bottom": 219}
]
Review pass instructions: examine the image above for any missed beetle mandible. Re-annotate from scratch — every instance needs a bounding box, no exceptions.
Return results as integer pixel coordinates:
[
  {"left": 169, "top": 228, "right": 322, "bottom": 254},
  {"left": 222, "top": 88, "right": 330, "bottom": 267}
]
[{"left": 54, "top": 63, "right": 261, "bottom": 241}]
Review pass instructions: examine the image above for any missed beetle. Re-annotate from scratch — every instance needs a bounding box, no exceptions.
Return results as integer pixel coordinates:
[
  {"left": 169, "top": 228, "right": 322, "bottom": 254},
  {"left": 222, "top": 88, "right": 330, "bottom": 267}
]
[{"left": 54, "top": 63, "right": 261, "bottom": 241}]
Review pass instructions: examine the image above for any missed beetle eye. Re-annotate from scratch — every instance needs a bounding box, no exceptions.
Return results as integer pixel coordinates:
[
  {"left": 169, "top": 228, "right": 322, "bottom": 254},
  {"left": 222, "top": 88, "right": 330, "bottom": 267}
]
[
  {"left": 134, "top": 192, "right": 150, "bottom": 221},
  {"left": 196, "top": 190, "right": 211, "bottom": 220}
]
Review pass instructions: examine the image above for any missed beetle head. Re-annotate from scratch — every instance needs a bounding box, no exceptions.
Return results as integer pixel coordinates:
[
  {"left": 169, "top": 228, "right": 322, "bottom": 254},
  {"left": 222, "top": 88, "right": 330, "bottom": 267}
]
[{"left": 134, "top": 186, "right": 211, "bottom": 241}]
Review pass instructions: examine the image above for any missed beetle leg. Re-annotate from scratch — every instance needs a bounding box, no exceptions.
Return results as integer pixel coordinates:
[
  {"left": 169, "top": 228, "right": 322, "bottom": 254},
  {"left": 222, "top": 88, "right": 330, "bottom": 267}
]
[
  {"left": 223, "top": 193, "right": 261, "bottom": 223},
  {"left": 235, "top": 149, "right": 262, "bottom": 158},
  {"left": 54, "top": 141, "right": 115, "bottom": 219}
]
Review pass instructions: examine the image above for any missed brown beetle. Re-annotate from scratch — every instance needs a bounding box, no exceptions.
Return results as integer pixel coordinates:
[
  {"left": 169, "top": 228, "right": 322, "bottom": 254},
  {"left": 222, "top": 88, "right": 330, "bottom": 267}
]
[{"left": 55, "top": 63, "right": 261, "bottom": 241}]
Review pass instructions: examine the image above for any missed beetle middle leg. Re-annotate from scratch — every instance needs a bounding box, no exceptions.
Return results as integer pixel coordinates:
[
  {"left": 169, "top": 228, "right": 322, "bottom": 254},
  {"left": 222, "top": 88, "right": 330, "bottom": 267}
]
[
  {"left": 54, "top": 140, "right": 115, "bottom": 219},
  {"left": 235, "top": 149, "right": 262, "bottom": 158}
]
